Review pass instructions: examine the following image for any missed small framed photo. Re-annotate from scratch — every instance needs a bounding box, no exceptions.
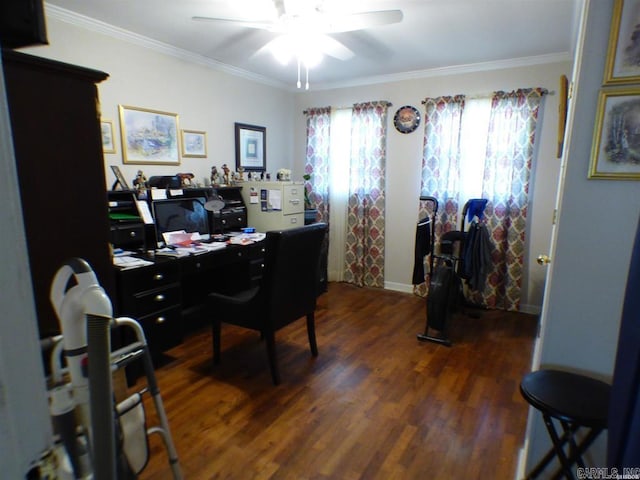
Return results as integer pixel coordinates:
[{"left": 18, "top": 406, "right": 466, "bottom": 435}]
[
  {"left": 119, "top": 105, "right": 180, "bottom": 165},
  {"left": 110, "top": 165, "right": 131, "bottom": 190},
  {"left": 604, "top": 0, "right": 640, "bottom": 85},
  {"left": 181, "top": 129, "right": 207, "bottom": 158},
  {"left": 235, "top": 123, "right": 266, "bottom": 172},
  {"left": 589, "top": 87, "right": 640, "bottom": 180},
  {"left": 101, "top": 120, "right": 116, "bottom": 154}
]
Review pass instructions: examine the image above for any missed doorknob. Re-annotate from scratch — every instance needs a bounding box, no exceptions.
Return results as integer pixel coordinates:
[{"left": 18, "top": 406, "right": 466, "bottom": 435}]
[{"left": 537, "top": 254, "right": 551, "bottom": 265}]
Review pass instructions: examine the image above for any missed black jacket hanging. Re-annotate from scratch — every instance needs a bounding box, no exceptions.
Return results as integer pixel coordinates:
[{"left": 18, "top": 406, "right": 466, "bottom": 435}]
[{"left": 412, "top": 217, "right": 431, "bottom": 285}]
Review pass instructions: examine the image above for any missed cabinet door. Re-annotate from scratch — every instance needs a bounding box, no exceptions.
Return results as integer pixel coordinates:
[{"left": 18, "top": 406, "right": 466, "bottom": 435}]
[{"left": 3, "top": 51, "right": 112, "bottom": 337}]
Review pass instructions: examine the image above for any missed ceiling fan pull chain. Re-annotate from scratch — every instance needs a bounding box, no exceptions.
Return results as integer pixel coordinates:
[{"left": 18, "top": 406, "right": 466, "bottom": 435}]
[{"left": 297, "top": 58, "right": 301, "bottom": 89}]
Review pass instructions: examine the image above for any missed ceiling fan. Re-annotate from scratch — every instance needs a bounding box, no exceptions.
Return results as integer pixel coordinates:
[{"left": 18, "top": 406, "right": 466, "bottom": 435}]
[{"left": 193, "top": 0, "right": 403, "bottom": 88}]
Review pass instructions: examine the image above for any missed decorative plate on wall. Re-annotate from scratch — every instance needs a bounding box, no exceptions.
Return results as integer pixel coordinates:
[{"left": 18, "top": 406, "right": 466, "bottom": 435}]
[{"left": 393, "top": 105, "right": 421, "bottom": 134}]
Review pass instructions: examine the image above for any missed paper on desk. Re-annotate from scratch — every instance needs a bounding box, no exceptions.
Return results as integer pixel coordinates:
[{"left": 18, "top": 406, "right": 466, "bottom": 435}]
[
  {"left": 150, "top": 188, "right": 167, "bottom": 200},
  {"left": 162, "top": 230, "right": 199, "bottom": 245},
  {"left": 228, "top": 233, "right": 266, "bottom": 245},
  {"left": 135, "top": 200, "right": 154, "bottom": 224},
  {"left": 155, "top": 247, "right": 190, "bottom": 258},
  {"left": 113, "top": 256, "right": 154, "bottom": 269},
  {"left": 268, "top": 190, "right": 282, "bottom": 210}
]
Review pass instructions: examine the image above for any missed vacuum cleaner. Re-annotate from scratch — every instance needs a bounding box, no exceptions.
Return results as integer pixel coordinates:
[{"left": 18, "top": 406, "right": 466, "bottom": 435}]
[{"left": 49, "top": 258, "right": 121, "bottom": 479}]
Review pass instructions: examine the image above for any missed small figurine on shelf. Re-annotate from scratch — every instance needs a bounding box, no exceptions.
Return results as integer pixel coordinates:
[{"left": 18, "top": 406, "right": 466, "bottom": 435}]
[
  {"left": 132, "top": 169, "right": 147, "bottom": 192},
  {"left": 237, "top": 166, "right": 245, "bottom": 181},
  {"left": 177, "top": 172, "right": 195, "bottom": 187},
  {"left": 210, "top": 166, "right": 219, "bottom": 186},
  {"left": 221, "top": 163, "right": 231, "bottom": 185}
]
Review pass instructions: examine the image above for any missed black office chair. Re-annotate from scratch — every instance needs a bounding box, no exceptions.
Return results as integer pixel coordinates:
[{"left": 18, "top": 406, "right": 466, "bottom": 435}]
[{"left": 208, "top": 222, "right": 328, "bottom": 385}]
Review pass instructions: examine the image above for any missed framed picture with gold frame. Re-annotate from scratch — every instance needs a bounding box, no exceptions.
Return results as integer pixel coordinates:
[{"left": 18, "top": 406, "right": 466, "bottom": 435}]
[
  {"left": 101, "top": 120, "right": 116, "bottom": 154},
  {"left": 589, "top": 87, "right": 640, "bottom": 180},
  {"left": 118, "top": 105, "right": 180, "bottom": 165},
  {"left": 181, "top": 129, "right": 207, "bottom": 158},
  {"left": 604, "top": 0, "right": 640, "bottom": 85},
  {"left": 557, "top": 75, "right": 569, "bottom": 158}
]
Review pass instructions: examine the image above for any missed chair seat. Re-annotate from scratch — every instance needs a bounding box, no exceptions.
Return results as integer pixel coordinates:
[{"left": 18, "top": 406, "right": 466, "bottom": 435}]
[{"left": 520, "top": 369, "right": 610, "bottom": 429}]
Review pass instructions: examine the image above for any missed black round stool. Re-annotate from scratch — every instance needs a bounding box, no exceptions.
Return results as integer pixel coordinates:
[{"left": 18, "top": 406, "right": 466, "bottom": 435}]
[{"left": 520, "top": 369, "right": 611, "bottom": 480}]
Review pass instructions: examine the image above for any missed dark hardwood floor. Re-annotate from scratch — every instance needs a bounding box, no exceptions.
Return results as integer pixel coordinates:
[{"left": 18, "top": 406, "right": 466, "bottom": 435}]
[{"left": 134, "top": 282, "right": 538, "bottom": 479}]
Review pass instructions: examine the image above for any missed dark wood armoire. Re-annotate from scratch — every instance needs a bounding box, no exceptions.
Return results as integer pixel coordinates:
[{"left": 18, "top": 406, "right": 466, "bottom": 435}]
[{"left": 2, "top": 49, "right": 114, "bottom": 337}]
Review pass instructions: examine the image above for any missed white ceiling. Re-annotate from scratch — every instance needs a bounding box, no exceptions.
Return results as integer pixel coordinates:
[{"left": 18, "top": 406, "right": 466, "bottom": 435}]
[{"left": 44, "top": 0, "right": 582, "bottom": 89}]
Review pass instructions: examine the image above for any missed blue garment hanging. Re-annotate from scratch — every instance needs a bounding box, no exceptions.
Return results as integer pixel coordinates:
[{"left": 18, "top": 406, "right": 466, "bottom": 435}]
[{"left": 466, "top": 198, "right": 488, "bottom": 223}]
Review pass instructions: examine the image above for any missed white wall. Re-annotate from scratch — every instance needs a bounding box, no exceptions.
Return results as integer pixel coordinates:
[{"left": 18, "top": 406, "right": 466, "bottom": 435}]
[
  {"left": 22, "top": 14, "right": 296, "bottom": 190},
  {"left": 292, "top": 61, "right": 571, "bottom": 311},
  {"left": 524, "top": 0, "right": 640, "bottom": 470},
  {"left": 0, "top": 53, "right": 53, "bottom": 477},
  {"left": 21, "top": 11, "right": 571, "bottom": 312}
]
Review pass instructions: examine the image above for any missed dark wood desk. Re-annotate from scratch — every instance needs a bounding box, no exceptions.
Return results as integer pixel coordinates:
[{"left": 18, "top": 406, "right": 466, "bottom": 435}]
[{"left": 114, "top": 242, "right": 265, "bottom": 361}]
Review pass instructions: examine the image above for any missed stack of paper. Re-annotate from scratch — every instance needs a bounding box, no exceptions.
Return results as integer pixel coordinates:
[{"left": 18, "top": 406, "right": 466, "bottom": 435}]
[{"left": 113, "top": 256, "right": 154, "bottom": 269}]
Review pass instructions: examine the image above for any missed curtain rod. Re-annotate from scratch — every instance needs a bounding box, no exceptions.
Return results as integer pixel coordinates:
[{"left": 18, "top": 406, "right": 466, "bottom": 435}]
[
  {"left": 303, "top": 101, "right": 393, "bottom": 115},
  {"left": 421, "top": 88, "right": 552, "bottom": 104}
]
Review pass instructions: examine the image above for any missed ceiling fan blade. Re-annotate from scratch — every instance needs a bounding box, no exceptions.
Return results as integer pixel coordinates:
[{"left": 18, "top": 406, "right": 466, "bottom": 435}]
[
  {"left": 324, "top": 10, "right": 403, "bottom": 33},
  {"left": 315, "top": 34, "right": 354, "bottom": 61},
  {"left": 192, "top": 16, "right": 274, "bottom": 31}
]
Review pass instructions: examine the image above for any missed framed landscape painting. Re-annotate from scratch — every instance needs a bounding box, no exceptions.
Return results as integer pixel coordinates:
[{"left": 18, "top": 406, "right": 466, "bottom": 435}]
[
  {"left": 101, "top": 120, "right": 116, "bottom": 154},
  {"left": 181, "top": 129, "right": 207, "bottom": 158},
  {"left": 604, "top": 0, "right": 640, "bottom": 85},
  {"left": 589, "top": 87, "right": 640, "bottom": 180},
  {"left": 119, "top": 105, "right": 180, "bottom": 165}
]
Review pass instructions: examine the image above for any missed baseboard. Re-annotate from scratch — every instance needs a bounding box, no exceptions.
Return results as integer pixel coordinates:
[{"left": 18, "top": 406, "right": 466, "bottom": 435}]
[
  {"left": 515, "top": 440, "right": 528, "bottom": 480},
  {"left": 519, "top": 304, "right": 541, "bottom": 315},
  {"left": 383, "top": 282, "right": 542, "bottom": 315},
  {"left": 384, "top": 281, "right": 414, "bottom": 294}
]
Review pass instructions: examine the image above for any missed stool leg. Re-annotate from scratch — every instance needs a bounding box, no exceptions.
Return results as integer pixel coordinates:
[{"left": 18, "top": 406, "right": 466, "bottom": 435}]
[
  {"left": 561, "top": 421, "right": 586, "bottom": 470},
  {"left": 542, "top": 414, "right": 575, "bottom": 480},
  {"left": 526, "top": 422, "right": 579, "bottom": 479}
]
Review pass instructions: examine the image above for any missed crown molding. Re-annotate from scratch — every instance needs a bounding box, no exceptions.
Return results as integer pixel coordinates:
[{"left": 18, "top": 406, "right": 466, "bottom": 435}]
[
  {"left": 310, "top": 52, "right": 572, "bottom": 91},
  {"left": 45, "top": 4, "right": 289, "bottom": 90},
  {"left": 45, "top": 4, "right": 571, "bottom": 93}
]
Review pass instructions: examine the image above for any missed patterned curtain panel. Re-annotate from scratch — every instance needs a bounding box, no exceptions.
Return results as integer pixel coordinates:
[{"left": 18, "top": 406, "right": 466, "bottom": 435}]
[
  {"left": 343, "top": 101, "right": 390, "bottom": 287},
  {"left": 420, "top": 95, "right": 466, "bottom": 242},
  {"left": 474, "top": 88, "right": 546, "bottom": 311},
  {"left": 304, "top": 107, "right": 332, "bottom": 224}
]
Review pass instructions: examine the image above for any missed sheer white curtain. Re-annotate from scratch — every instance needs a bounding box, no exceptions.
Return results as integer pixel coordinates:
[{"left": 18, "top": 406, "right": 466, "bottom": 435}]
[{"left": 327, "top": 107, "right": 351, "bottom": 281}]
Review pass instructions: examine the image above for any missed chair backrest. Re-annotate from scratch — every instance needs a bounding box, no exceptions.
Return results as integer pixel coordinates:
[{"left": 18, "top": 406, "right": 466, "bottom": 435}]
[{"left": 261, "top": 223, "right": 328, "bottom": 330}]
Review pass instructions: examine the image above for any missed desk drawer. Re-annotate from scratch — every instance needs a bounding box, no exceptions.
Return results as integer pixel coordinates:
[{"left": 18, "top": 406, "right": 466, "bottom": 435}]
[
  {"left": 111, "top": 223, "right": 145, "bottom": 249},
  {"left": 283, "top": 185, "right": 304, "bottom": 215},
  {"left": 129, "top": 284, "right": 181, "bottom": 317},
  {"left": 119, "top": 261, "right": 180, "bottom": 292},
  {"left": 181, "top": 246, "right": 257, "bottom": 275},
  {"left": 138, "top": 305, "right": 182, "bottom": 356}
]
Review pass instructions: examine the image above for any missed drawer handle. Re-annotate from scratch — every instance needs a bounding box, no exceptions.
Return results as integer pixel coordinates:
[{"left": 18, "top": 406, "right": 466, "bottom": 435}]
[
  {"left": 237, "top": 217, "right": 243, "bottom": 221},
  {"left": 261, "top": 247, "right": 266, "bottom": 253},
  {"left": 156, "top": 316, "right": 166, "bottom": 324},
  {"left": 153, "top": 273, "right": 164, "bottom": 281},
  {"left": 129, "top": 231, "right": 137, "bottom": 237},
  {"left": 154, "top": 294, "right": 166, "bottom": 302},
  {"left": 237, "top": 252, "right": 243, "bottom": 257},
  {"left": 291, "top": 189, "right": 298, "bottom": 195},
  {"left": 290, "top": 199, "right": 300, "bottom": 205}
]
